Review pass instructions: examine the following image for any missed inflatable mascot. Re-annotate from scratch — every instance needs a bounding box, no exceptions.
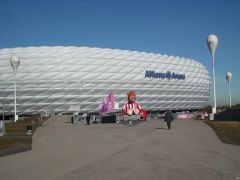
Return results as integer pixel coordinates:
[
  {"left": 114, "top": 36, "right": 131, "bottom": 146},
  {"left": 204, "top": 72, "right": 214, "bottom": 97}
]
[{"left": 122, "top": 91, "right": 142, "bottom": 116}]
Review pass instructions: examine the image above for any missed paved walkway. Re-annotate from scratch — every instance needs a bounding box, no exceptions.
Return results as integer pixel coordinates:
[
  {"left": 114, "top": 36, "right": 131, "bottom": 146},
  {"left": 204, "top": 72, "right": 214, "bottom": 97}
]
[{"left": 0, "top": 116, "right": 240, "bottom": 180}]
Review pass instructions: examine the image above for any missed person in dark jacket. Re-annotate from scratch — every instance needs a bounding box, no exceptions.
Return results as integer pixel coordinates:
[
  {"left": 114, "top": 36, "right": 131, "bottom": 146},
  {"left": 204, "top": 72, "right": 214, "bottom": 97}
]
[
  {"left": 86, "top": 114, "right": 90, "bottom": 125},
  {"left": 164, "top": 110, "right": 174, "bottom": 130}
]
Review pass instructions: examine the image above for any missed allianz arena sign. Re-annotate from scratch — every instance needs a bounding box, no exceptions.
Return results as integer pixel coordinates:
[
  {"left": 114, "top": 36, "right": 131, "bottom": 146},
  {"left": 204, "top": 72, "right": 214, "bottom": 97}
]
[{"left": 145, "top": 70, "right": 185, "bottom": 80}]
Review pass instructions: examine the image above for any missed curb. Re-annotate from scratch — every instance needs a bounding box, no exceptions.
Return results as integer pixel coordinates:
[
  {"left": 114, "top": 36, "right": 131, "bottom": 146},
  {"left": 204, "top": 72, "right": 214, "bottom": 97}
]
[{"left": 0, "top": 144, "right": 32, "bottom": 157}]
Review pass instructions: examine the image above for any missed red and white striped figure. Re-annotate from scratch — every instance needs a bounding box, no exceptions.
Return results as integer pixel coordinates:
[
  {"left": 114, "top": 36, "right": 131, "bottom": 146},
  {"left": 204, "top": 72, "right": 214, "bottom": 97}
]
[{"left": 122, "top": 91, "right": 141, "bottom": 115}]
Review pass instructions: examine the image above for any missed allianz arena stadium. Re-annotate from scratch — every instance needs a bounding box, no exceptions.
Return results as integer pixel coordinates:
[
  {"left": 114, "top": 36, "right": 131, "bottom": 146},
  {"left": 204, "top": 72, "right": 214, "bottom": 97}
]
[{"left": 0, "top": 46, "right": 211, "bottom": 115}]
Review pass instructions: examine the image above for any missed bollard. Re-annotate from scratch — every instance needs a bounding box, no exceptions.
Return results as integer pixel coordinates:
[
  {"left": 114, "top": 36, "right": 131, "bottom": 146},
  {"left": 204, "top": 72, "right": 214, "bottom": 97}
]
[
  {"left": 209, "top": 113, "right": 214, "bottom": 120},
  {"left": 0, "top": 120, "right": 5, "bottom": 136},
  {"left": 129, "top": 120, "right": 132, "bottom": 125},
  {"left": 26, "top": 125, "right": 32, "bottom": 135}
]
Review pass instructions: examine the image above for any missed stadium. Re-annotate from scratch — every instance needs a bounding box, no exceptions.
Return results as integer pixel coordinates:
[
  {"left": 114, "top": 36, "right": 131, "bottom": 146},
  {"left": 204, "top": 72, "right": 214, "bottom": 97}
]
[{"left": 0, "top": 46, "right": 211, "bottom": 115}]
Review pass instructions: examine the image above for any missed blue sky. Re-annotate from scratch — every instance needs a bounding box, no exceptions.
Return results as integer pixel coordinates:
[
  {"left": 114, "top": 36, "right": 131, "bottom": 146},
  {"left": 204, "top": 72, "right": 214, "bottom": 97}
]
[{"left": 0, "top": 0, "right": 240, "bottom": 106}]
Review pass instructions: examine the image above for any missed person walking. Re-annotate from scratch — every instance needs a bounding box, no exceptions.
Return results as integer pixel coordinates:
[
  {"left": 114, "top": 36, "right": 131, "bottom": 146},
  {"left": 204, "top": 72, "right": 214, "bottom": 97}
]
[
  {"left": 164, "top": 110, "right": 174, "bottom": 130},
  {"left": 86, "top": 114, "right": 90, "bottom": 125}
]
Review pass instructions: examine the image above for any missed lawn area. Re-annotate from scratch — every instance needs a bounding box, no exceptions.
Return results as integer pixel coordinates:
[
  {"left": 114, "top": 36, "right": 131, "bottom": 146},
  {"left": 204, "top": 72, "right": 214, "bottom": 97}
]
[
  {"left": 0, "top": 116, "right": 48, "bottom": 156},
  {"left": 204, "top": 120, "right": 240, "bottom": 146}
]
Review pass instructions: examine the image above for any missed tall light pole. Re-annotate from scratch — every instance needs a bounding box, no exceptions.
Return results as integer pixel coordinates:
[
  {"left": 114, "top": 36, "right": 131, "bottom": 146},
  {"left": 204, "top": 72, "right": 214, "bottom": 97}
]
[
  {"left": 10, "top": 55, "right": 20, "bottom": 122},
  {"left": 226, "top": 72, "right": 232, "bottom": 109},
  {"left": 207, "top": 34, "right": 218, "bottom": 114}
]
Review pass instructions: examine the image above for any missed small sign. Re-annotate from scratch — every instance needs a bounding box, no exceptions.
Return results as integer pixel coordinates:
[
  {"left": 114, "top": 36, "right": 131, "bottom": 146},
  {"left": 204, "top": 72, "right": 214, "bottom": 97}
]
[
  {"left": 177, "top": 114, "right": 193, "bottom": 119},
  {"left": 114, "top": 103, "right": 119, "bottom": 110},
  {"left": 69, "top": 105, "right": 80, "bottom": 111}
]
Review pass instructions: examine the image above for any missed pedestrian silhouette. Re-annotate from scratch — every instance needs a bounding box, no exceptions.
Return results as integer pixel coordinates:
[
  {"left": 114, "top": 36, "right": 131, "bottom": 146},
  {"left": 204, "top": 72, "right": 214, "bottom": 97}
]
[
  {"left": 86, "top": 114, "right": 90, "bottom": 125},
  {"left": 164, "top": 110, "right": 174, "bottom": 130}
]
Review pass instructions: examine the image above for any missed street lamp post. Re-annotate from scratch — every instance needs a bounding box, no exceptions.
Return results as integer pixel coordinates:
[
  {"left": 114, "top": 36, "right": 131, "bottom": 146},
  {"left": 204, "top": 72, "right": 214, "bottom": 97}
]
[
  {"left": 207, "top": 34, "right": 218, "bottom": 114},
  {"left": 10, "top": 55, "right": 20, "bottom": 122},
  {"left": 226, "top": 72, "right": 232, "bottom": 109}
]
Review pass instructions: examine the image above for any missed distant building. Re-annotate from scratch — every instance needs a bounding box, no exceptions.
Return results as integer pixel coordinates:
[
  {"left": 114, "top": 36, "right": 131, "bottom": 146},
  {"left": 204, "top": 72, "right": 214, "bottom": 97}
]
[{"left": 0, "top": 46, "right": 210, "bottom": 114}]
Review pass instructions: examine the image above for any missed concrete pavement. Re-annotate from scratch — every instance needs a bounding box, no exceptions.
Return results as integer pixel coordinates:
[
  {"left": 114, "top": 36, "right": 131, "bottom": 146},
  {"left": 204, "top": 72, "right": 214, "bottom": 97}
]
[{"left": 0, "top": 115, "right": 240, "bottom": 180}]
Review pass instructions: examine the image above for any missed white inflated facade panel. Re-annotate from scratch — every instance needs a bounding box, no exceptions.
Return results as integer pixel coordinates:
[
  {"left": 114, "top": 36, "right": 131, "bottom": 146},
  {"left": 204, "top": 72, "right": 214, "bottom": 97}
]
[{"left": 0, "top": 46, "right": 211, "bottom": 114}]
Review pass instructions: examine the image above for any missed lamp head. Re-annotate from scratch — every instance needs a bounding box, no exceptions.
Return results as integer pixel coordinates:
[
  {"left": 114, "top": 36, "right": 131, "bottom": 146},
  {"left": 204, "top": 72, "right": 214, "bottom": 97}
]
[
  {"left": 207, "top": 34, "right": 218, "bottom": 56},
  {"left": 10, "top": 55, "right": 20, "bottom": 72},
  {"left": 226, "top": 72, "right": 232, "bottom": 81}
]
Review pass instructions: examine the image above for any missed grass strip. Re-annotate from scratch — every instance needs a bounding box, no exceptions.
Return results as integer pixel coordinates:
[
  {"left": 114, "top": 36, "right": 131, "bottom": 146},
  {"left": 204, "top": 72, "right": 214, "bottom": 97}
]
[
  {"left": 204, "top": 120, "right": 240, "bottom": 146},
  {"left": 0, "top": 116, "right": 47, "bottom": 155}
]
